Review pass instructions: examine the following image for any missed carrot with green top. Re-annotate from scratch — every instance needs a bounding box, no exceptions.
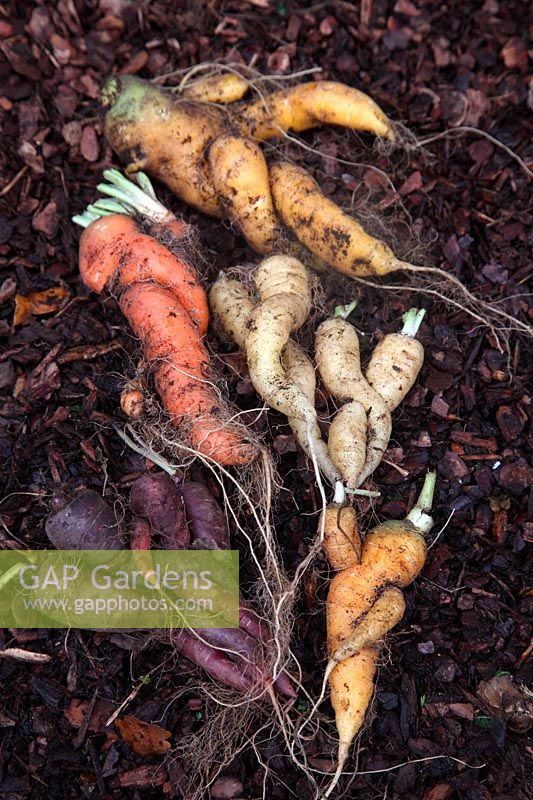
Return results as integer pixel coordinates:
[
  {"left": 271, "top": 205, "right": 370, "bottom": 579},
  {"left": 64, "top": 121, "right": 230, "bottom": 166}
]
[{"left": 74, "top": 171, "right": 256, "bottom": 467}]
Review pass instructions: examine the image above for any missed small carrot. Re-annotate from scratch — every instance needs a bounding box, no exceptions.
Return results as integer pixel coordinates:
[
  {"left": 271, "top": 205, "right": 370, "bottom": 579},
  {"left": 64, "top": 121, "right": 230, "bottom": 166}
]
[
  {"left": 315, "top": 315, "right": 392, "bottom": 488},
  {"left": 209, "top": 269, "right": 340, "bottom": 485},
  {"left": 180, "top": 72, "right": 250, "bottom": 104},
  {"left": 120, "top": 283, "right": 255, "bottom": 466},
  {"left": 321, "top": 502, "right": 361, "bottom": 572}
]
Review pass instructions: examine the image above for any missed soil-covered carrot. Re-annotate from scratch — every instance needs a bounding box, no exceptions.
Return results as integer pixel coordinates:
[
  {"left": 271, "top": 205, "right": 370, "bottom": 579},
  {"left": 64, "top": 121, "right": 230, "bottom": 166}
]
[
  {"left": 235, "top": 81, "right": 395, "bottom": 141},
  {"left": 365, "top": 308, "right": 426, "bottom": 411},
  {"left": 74, "top": 171, "right": 256, "bottom": 467},
  {"left": 79, "top": 214, "right": 208, "bottom": 334},
  {"left": 208, "top": 134, "right": 278, "bottom": 253},
  {"left": 270, "top": 162, "right": 415, "bottom": 278},
  {"left": 181, "top": 72, "right": 249, "bottom": 104},
  {"left": 75, "top": 170, "right": 208, "bottom": 334},
  {"left": 246, "top": 255, "right": 314, "bottom": 418},
  {"left": 210, "top": 264, "right": 340, "bottom": 484},
  {"left": 325, "top": 473, "right": 436, "bottom": 785},
  {"left": 315, "top": 316, "right": 392, "bottom": 488},
  {"left": 325, "top": 401, "right": 368, "bottom": 492},
  {"left": 98, "top": 75, "right": 404, "bottom": 275},
  {"left": 121, "top": 283, "right": 255, "bottom": 466},
  {"left": 101, "top": 76, "right": 226, "bottom": 216},
  {"left": 320, "top": 502, "right": 361, "bottom": 572},
  {"left": 209, "top": 273, "right": 255, "bottom": 350}
]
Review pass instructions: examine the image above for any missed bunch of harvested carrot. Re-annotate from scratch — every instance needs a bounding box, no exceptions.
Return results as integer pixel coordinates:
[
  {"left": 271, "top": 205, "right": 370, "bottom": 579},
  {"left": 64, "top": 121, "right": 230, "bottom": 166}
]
[
  {"left": 293, "top": 306, "right": 429, "bottom": 790},
  {"left": 73, "top": 170, "right": 256, "bottom": 467},
  {"left": 99, "top": 75, "right": 414, "bottom": 277},
  {"left": 210, "top": 266, "right": 426, "bottom": 495},
  {"left": 98, "top": 72, "right": 532, "bottom": 342}
]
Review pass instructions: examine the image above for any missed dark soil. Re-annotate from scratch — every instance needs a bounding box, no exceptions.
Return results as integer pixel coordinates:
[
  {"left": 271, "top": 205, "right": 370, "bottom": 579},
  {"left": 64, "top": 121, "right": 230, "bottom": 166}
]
[{"left": 0, "top": 1, "right": 531, "bottom": 799}]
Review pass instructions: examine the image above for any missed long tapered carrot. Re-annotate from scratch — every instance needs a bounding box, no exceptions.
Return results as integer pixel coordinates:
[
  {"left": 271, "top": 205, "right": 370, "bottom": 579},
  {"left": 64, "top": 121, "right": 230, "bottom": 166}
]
[
  {"left": 79, "top": 214, "right": 209, "bottom": 335},
  {"left": 75, "top": 172, "right": 257, "bottom": 467},
  {"left": 120, "top": 283, "right": 255, "bottom": 466}
]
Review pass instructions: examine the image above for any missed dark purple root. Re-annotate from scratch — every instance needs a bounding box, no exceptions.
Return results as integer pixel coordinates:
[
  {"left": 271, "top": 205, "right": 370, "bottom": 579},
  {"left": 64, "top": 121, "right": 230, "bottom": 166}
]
[
  {"left": 130, "top": 473, "right": 189, "bottom": 548},
  {"left": 170, "top": 630, "right": 257, "bottom": 695},
  {"left": 177, "top": 481, "right": 230, "bottom": 549}
]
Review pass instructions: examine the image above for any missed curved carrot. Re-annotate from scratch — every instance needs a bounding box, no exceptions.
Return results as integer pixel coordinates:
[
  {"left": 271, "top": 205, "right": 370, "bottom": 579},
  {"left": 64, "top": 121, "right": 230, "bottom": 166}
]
[
  {"left": 79, "top": 214, "right": 209, "bottom": 335},
  {"left": 120, "top": 284, "right": 255, "bottom": 466}
]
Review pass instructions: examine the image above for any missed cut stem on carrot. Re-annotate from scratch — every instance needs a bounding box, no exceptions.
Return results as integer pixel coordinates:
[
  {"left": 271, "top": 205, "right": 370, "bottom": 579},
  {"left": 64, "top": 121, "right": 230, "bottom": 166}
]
[
  {"left": 406, "top": 470, "right": 436, "bottom": 532},
  {"left": 96, "top": 169, "right": 176, "bottom": 226},
  {"left": 401, "top": 307, "right": 426, "bottom": 337}
]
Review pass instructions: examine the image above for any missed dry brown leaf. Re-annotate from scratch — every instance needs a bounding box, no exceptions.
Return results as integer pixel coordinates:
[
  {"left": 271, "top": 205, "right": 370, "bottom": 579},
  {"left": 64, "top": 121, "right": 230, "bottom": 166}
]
[
  {"left": 13, "top": 286, "right": 69, "bottom": 326},
  {"left": 115, "top": 715, "right": 172, "bottom": 757}
]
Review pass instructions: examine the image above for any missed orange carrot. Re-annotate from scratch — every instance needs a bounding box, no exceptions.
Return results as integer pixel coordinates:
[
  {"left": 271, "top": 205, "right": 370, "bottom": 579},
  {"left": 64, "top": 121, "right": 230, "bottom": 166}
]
[
  {"left": 120, "top": 284, "right": 255, "bottom": 466},
  {"left": 79, "top": 214, "right": 208, "bottom": 335},
  {"left": 75, "top": 172, "right": 256, "bottom": 467}
]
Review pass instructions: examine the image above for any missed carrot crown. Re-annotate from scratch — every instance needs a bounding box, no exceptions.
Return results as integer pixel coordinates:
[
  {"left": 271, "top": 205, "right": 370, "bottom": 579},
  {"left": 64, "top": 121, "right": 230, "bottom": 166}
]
[
  {"left": 401, "top": 307, "right": 426, "bottom": 337},
  {"left": 72, "top": 169, "right": 176, "bottom": 229},
  {"left": 405, "top": 471, "right": 436, "bottom": 534},
  {"left": 333, "top": 299, "right": 358, "bottom": 319},
  {"left": 100, "top": 75, "right": 148, "bottom": 116}
]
